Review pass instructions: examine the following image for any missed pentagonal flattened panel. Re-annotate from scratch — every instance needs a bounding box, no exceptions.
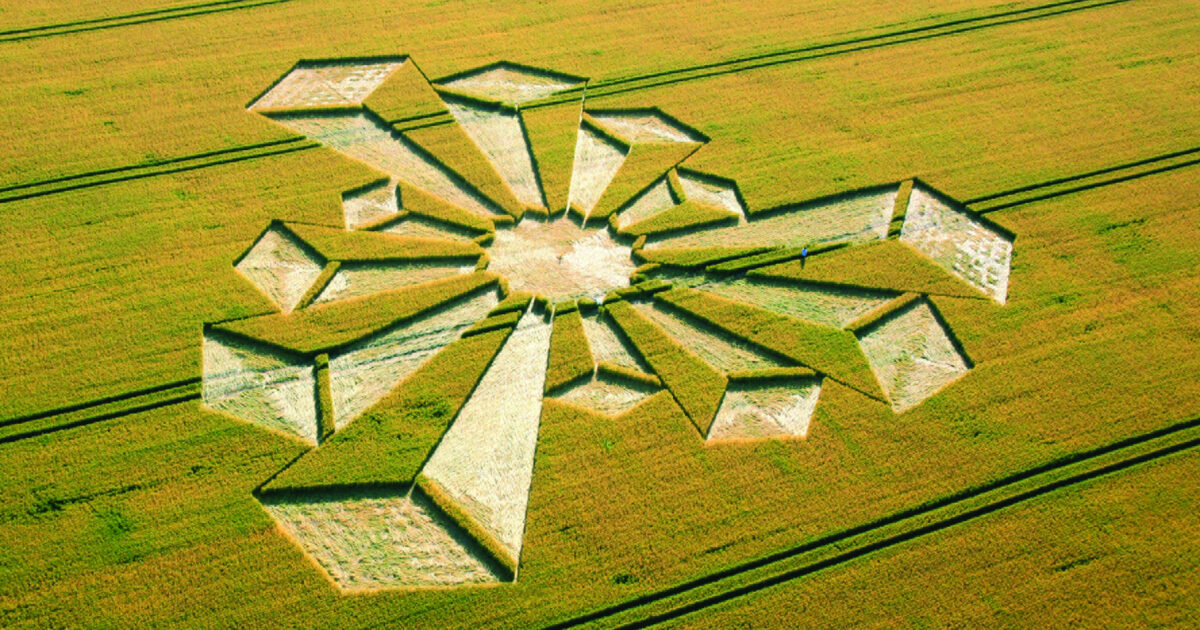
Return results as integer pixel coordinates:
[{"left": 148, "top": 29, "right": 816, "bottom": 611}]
[
  {"left": 590, "top": 110, "right": 706, "bottom": 144},
  {"left": 557, "top": 372, "right": 657, "bottom": 416},
  {"left": 857, "top": 299, "right": 970, "bottom": 412},
  {"left": 708, "top": 378, "right": 823, "bottom": 441},
  {"left": 202, "top": 331, "right": 319, "bottom": 444},
  {"left": 438, "top": 62, "right": 584, "bottom": 105},
  {"left": 615, "top": 177, "right": 676, "bottom": 229},
  {"left": 250, "top": 59, "right": 406, "bottom": 111},
  {"left": 900, "top": 184, "right": 1014, "bottom": 303},
  {"left": 235, "top": 225, "right": 325, "bottom": 312},
  {"left": 342, "top": 179, "right": 399, "bottom": 230},
  {"left": 262, "top": 492, "right": 506, "bottom": 590}
]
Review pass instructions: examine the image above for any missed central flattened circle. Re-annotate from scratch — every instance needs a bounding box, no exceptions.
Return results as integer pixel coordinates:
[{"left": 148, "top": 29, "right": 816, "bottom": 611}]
[{"left": 487, "top": 217, "right": 635, "bottom": 303}]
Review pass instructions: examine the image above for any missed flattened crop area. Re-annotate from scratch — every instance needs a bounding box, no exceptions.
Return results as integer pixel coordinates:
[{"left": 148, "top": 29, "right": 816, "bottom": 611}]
[{"left": 1, "top": 0, "right": 1198, "bottom": 628}]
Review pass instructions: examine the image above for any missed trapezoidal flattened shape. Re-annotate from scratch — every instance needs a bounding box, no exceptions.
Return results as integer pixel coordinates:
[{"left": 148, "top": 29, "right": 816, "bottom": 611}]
[
  {"left": 900, "top": 184, "right": 1014, "bottom": 303},
  {"left": 708, "top": 378, "right": 823, "bottom": 441},
  {"left": 580, "top": 314, "right": 651, "bottom": 373},
  {"left": 311, "top": 261, "right": 477, "bottom": 305},
  {"left": 262, "top": 492, "right": 506, "bottom": 590},
  {"left": 235, "top": 225, "right": 325, "bottom": 313},
  {"left": 378, "top": 215, "right": 478, "bottom": 242},
  {"left": 201, "top": 331, "right": 319, "bottom": 444},
  {"left": 419, "top": 311, "right": 552, "bottom": 562},
  {"left": 856, "top": 300, "right": 969, "bottom": 413},
  {"left": 678, "top": 170, "right": 745, "bottom": 219},
  {"left": 327, "top": 289, "right": 498, "bottom": 430},
  {"left": 644, "top": 186, "right": 899, "bottom": 251},
  {"left": 691, "top": 278, "right": 894, "bottom": 329},
  {"left": 444, "top": 99, "right": 547, "bottom": 209},
  {"left": 251, "top": 59, "right": 406, "bottom": 111},
  {"left": 438, "top": 63, "right": 584, "bottom": 105},
  {"left": 615, "top": 176, "right": 676, "bottom": 229}
]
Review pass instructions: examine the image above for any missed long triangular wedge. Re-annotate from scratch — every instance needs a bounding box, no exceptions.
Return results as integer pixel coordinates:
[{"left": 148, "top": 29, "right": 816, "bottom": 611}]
[{"left": 523, "top": 101, "right": 586, "bottom": 214}]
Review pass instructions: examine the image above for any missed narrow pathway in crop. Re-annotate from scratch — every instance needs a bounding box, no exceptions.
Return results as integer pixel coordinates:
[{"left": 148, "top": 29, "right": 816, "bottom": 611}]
[
  {"left": 540, "top": 416, "right": 1200, "bottom": 629},
  {"left": 0, "top": 0, "right": 294, "bottom": 43}
]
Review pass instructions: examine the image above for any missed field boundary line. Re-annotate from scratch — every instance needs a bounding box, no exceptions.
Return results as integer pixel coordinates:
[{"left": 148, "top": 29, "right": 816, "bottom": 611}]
[{"left": 540, "top": 416, "right": 1200, "bottom": 628}]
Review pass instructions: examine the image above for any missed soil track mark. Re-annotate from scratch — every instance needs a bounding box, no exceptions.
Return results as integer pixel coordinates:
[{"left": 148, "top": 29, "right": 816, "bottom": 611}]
[
  {"left": 517, "top": 0, "right": 1139, "bottom": 109},
  {"left": 0, "top": 0, "right": 294, "bottom": 43},
  {"left": 972, "top": 154, "right": 1200, "bottom": 214},
  {"left": 0, "top": 141, "right": 317, "bottom": 205},
  {"left": 0, "top": 391, "right": 199, "bottom": 444},
  {"left": 965, "top": 145, "right": 1200, "bottom": 206},
  {"left": 0, "top": 0, "right": 1142, "bottom": 202},
  {"left": 542, "top": 415, "right": 1200, "bottom": 629}
]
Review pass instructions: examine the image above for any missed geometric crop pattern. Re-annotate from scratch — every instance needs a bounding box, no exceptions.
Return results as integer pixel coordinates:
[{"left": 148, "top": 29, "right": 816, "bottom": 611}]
[{"left": 200, "top": 55, "right": 1015, "bottom": 590}]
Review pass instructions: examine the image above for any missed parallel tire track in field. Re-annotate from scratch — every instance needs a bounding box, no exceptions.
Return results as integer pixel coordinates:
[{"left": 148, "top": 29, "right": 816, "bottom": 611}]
[
  {"left": 970, "top": 149, "right": 1200, "bottom": 213},
  {"left": 0, "top": 379, "right": 200, "bottom": 444},
  {"left": 0, "top": 138, "right": 305, "bottom": 195},
  {"left": 0, "top": 0, "right": 1139, "bottom": 203},
  {"left": 0, "top": 0, "right": 295, "bottom": 43},
  {"left": 540, "top": 0, "right": 1139, "bottom": 105},
  {"left": 385, "top": 0, "right": 1138, "bottom": 127},
  {"left": 0, "top": 141, "right": 317, "bottom": 205},
  {"left": 542, "top": 417, "right": 1200, "bottom": 629}
]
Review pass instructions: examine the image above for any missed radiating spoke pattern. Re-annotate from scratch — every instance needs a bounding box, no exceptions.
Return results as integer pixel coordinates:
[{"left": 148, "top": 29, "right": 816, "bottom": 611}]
[{"left": 200, "top": 56, "right": 1014, "bottom": 589}]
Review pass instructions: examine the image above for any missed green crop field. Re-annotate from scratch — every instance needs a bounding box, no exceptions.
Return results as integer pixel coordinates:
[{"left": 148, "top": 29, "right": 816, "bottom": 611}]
[{"left": 1, "top": 0, "right": 1198, "bottom": 627}]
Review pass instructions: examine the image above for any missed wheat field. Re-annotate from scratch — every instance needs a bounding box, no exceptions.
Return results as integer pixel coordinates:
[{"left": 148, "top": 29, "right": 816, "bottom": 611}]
[{"left": 0, "top": 0, "right": 1198, "bottom": 627}]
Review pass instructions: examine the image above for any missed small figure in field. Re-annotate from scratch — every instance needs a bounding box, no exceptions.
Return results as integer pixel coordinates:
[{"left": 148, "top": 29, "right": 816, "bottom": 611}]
[{"left": 800, "top": 246, "right": 809, "bottom": 269}]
